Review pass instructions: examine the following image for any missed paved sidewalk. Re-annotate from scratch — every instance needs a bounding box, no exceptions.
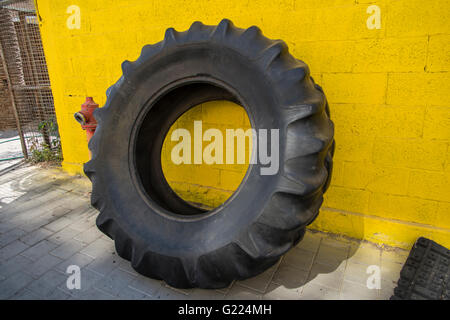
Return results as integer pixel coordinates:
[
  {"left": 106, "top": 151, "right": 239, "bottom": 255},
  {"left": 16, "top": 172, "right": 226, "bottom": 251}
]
[{"left": 0, "top": 163, "right": 408, "bottom": 300}]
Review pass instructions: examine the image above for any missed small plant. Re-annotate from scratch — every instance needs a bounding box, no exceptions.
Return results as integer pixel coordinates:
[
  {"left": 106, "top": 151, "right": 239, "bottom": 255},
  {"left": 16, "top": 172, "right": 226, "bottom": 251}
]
[{"left": 28, "top": 117, "right": 62, "bottom": 163}]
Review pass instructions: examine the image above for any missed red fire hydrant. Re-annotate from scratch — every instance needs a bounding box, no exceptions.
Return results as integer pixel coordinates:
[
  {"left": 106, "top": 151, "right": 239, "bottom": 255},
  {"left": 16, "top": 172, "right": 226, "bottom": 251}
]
[{"left": 74, "top": 97, "right": 99, "bottom": 156}]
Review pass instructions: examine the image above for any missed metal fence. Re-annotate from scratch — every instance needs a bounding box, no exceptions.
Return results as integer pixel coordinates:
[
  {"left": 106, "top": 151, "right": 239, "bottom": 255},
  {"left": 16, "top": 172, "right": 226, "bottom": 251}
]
[{"left": 0, "top": 0, "right": 58, "bottom": 159}]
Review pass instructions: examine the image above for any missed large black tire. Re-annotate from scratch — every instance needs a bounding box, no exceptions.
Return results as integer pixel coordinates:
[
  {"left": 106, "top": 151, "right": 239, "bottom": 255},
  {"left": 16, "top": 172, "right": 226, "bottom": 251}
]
[{"left": 85, "top": 19, "right": 334, "bottom": 289}]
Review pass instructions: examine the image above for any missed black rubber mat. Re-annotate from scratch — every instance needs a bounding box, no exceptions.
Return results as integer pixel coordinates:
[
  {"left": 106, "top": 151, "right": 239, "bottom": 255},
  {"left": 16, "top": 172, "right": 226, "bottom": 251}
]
[{"left": 391, "top": 237, "right": 450, "bottom": 300}]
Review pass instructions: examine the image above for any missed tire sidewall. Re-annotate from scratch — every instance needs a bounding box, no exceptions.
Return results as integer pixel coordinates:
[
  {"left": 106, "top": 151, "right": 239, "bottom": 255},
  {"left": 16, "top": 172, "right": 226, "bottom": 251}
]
[{"left": 95, "top": 43, "right": 286, "bottom": 258}]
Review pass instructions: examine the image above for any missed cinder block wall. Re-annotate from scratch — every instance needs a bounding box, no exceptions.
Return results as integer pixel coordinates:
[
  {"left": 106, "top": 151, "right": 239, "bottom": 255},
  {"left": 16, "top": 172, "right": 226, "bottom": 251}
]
[{"left": 35, "top": 0, "right": 450, "bottom": 249}]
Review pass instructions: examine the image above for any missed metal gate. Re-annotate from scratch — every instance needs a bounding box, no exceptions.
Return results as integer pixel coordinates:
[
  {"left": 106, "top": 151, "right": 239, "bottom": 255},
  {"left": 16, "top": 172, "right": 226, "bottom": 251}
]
[{"left": 0, "top": 0, "right": 58, "bottom": 161}]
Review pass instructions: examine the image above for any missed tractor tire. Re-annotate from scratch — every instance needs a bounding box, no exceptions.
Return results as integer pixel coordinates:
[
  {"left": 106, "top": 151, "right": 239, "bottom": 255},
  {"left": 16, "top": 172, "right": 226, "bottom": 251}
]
[{"left": 85, "top": 19, "right": 334, "bottom": 289}]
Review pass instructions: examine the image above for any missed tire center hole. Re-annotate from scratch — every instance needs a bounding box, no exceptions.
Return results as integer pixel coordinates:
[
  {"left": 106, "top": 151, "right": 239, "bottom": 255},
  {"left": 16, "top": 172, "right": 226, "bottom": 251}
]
[{"left": 161, "top": 100, "right": 252, "bottom": 211}]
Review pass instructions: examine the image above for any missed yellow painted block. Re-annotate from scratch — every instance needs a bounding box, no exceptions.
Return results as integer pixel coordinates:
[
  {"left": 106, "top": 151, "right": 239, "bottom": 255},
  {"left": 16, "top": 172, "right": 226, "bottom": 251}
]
[
  {"left": 386, "top": 0, "right": 450, "bottom": 37},
  {"left": 310, "top": 208, "right": 450, "bottom": 249},
  {"left": 61, "top": 161, "right": 85, "bottom": 176},
  {"left": 169, "top": 182, "right": 232, "bottom": 208},
  {"left": 293, "top": 41, "right": 354, "bottom": 73},
  {"left": 352, "top": 37, "right": 427, "bottom": 73},
  {"left": 294, "top": 0, "right": 356, "bottom": 9},
  {"left": 329, "top": 160, "right": 344, "bottom": 187},
  {"left": 333, "top": 133, "right": 373, "bottom": 162},
  {"left": 323, "top": 186, "right": 370, "bottom": 214},
  {"left": 347, "top": 2, "right": 386, "bottom": 40},
  {"left": 428, "top": 35, "right": 450, "bottom": 72},
  {"left": 387, "top": 73, "right": 450, "bottom": 106},
  {"left": 447, "top": 148, "right": 450, "bottom": 172},
  {"left": 62, "top": 74, "right": 86, "bottom": 95},
  {"left": 322, "top": 73, "right": 387, "bottom": 104},
  {"left": 436, "top": 202, "right": 450, "bottom": 229},
  {"left": 373, "top": 138, "right": 447, "bottom": 171},
  {"left": 201, "top": 101, "right": 247, "bottom": 126},
  {"left": 409, "top": 170, "right": 450, "bottom": 202},
  {"left": 219, "top": 169, "right": 249, "bottom": 191},
  {"left": 332, "top": 104, "right": 424, "bottom": 138},
  {"left": 369, "top": 193, "right": 439, "bottom": 227},
  {"left": 189, "top": 167, "right": 222, "bottom": 188},
  {"left": 289, "top": 3, "right": 385, "bottom": 41},
  {"left": 309, "top": 208, "right": 366, "bottom": 242},
  {"left": 309, "top": 73, "right": 322, "bottom": 86},
  {"left": 424, "top": 106, "right": 450, "bottom": 140},
  {"left": 342, "top": 162, "right": 410, "bottom": 195}
]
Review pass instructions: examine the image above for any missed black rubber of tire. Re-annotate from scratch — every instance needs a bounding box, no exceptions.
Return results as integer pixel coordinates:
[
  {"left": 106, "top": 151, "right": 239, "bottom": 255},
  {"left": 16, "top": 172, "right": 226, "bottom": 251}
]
[{"left": 85, "top": 19, "right": 335, "bottom": 289}]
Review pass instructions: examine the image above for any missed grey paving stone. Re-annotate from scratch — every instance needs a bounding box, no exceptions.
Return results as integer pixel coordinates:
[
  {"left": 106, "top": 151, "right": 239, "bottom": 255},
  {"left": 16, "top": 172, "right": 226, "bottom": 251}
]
[
  {"left": 215, "top": 280, "right": 235, "bottom": 295},
  {"left": 63, "top": 268, "right": 106, "bottom": 298},
  {"left": 0, "top": 221, "right": 16, "bottom": 234},
  {"left": 44, "top": 217, "right": 73, "bottom": 232},
  {"left": 340, "top": 280, "right": 379, "bottom": 300},
  {"left": 379, "top": 282, "right": 395, "bottom": 300},
  {"left": 381, "top": 248, "right": 408, "bottom": 264},
  {"left": 49, "top": 239, "right": 85, "bottom": 260},
  {"left": 23, "top": 253, "right": 63, "bottom": 278},
  {"left": 45, "top": 287, "right": 72, "bottom": 300},
  {"left": 117, "top": 259, "right": 139, "bottom": 276},
  {"left": 0, "top": 240, "right": 28, "bottom": 261},
  {"left": 282, "top": 247, "right": 315, "bottom": 272},
  {"left": 54, "top": 252, "right": 94, "bottom": 273},
  {"left": 94, "top": 268, "right": 136, "bottom": 296},
  {"left": 20, "top": 215, "right": 55, "bottom": 233},
  {"left": 48, "top": 206, "right": 73, "bottom": 219},
  {"left": 69, "top": 217, "right": 95, "bottom": 232},
  {"left": 164, "top": 284, "right": 190, "bottom": 295},
  {"left": 26, "top": 270, "right": 68, "bottom": 298},
  {"left": 301, "top": 282, "right": 340, "bottom": 300},
  {"left": 47, "top": 227, "right": 81, "bottom": 245},
  {"left": 237, "top": 261, "right": 280, "bottom": 293},
  {"left": 187, "top": 288, "right": 226, "bottom": 300},
  {"left": 8, "top": 200, "right": 63, "bottom": 223},
  {"left": 153, "top": 285, "right": 189, "bottom": 300},
  {"left": 36, "top": 189, "right": 71, "bottom": 204},
  {"left": 0, "top": 228, "right": 27, "bottom": 247},
  {"left": 343, "top": 260, "right": 373, "bottom": 286},
  {"left": 0, "top": 254, "right": 33, "bottom": 279},
  {"left": 73, "top": 226, "right": 102, "bottom": 245},
  {"left": 117, "top": 286, "right": 151, "bottom": 300},
  {"left": 20, "top": 240, "right": 59, "bottom": 261},
  {"left": 61, "top": 196, "right": 91, "bottom": 211},
  {"left": 315, "top": 242, "right": 349, "bottom": 266},
  {"left": 296, "top": 230, "right": 322, "bottom": 252},
  {"left": 128, "top": 276, "right": 163, "bottom": 297},
  {"left": 72, "top": 287, "right": 116, "bottom": 300},
  {"left": 20, "top": 228, "right": 54, "bottom": 246},
  {"left": 308, "top": 261, "right": 346, "bottom": 291},
  {"left": 80, "top": 238, "right": 114, "bottom": 259},
  {"left": 380, "top": 260, "right": 403, "bottom": 283},
  {"left": 0, "top": 199, "right": 43, "bottom": 218},
  {"left": 0, "top": 271, "right": 34, "bottom": 299},
  {"left": 85, "top": 253, "right": 119, "bottom": 276},
  {"left": 18, "top": 206, "right": 71, "bottom": 232},
  {"left": 64, "top": 205, "right": 95, "bottom": 222},
  {"left": 225, "top": 284, "right": 262, "bottom": 300},
  {"left": 272, "top": 264, "right": 309, "bottom": 288},
  {"left": 9, "top": 288, "right": 41, "bottom": 300},
  {"left": 263, "top": 282, "right": 303, "bottom": 300}
]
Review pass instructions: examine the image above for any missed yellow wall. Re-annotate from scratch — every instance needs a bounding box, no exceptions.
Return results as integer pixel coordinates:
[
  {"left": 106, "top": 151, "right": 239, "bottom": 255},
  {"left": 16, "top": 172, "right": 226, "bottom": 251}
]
[{"left": 35, "top": 0, "right": 450, "bottom": 249}]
